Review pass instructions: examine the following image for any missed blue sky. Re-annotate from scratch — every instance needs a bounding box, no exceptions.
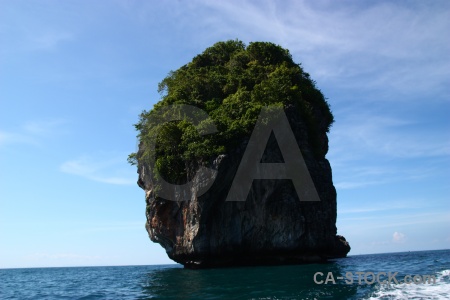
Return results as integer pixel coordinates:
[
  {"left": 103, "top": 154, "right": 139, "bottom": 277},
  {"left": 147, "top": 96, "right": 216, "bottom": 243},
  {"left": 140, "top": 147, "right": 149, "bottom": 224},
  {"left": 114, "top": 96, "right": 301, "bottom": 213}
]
[{"left": 0, "top": 0, "right": 449, "bottom": 268}]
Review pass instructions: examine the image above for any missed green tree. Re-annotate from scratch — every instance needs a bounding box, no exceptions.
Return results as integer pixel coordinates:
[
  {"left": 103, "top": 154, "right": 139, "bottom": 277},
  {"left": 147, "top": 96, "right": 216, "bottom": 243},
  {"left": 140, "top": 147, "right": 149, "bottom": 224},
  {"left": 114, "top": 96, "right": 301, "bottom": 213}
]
[{"left": 129, "top": 40, "right": 334, "bottom": 184}]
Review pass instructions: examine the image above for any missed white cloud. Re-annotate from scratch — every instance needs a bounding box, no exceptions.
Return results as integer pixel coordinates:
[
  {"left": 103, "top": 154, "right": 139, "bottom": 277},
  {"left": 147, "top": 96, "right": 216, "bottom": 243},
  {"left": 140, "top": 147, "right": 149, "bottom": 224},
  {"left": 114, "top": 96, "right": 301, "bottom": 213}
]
[
  {"left": 393, "top": 231, "right": 406, "bottom": 243},
  {"left": 339, "top": 202, "right": 422, "bottom": 214},
  {"left": 192, "top": 0, "right": 450, "bottom": 97},
  {"left": 31, "top": 31, "right": 73, "bottom": 51},
  {"left": 22, "top": 252, "right": 120, "bottom": 267},
  {"left": 113, "top": 0, "right": 449, "bottom": 104},
  {"left": 371, "top": 240, "right": 389, "bottom": 246},
  {"left": 1, "top": 2, "right": 76, "bottom": 54},
  {"left": 60, "top": 156, "right": 135, "bottom": 185},
  {"left": 0, "top": 119, "right": 67, "bottom": 148},
  {"left": 339, "top": 211, "right": 450, "bottom": 241},
  {"left": 333, "top": 163, "right": 442, "bottom": 190},
  {"left": 76, "top": 221, "right": 143, "bottom": 233},
  {"left": 22, "top": 119, "right": 68, "bottom": 136},
  {"left": 327, "top": 109, "right": 449, "bottom": 189},
  {"left": 24, "top": 252, "right": 102, "bottom": 260},
  {"left": 329, "top": 113, "right": 450, "bottom": 160},
  {"left": 0, "top": 130, "right": 34, "bottom": 147}
]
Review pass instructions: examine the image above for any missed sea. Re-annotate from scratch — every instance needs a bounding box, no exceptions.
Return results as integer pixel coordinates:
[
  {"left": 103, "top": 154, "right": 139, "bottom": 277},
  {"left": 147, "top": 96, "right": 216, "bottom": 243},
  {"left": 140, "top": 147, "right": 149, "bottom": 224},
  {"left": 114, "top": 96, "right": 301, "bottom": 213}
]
[{"left": 1, "top": 249, "right": 449, "bottom": 299}]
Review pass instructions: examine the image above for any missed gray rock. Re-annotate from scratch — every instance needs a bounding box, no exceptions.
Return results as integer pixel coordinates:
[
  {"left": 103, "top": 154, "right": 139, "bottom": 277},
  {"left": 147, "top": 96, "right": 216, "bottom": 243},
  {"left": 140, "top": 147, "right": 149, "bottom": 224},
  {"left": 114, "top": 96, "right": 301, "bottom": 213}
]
[{"left": 136, "top": 104, "right": 350, "bottom": 268}]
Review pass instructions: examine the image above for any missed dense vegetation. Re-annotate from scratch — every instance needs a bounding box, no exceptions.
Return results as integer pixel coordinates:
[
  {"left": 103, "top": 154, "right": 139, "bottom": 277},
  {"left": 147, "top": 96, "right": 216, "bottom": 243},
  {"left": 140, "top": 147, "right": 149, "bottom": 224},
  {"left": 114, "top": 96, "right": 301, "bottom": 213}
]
[{"left": 129, "top": 40, "right": 334, "bottom": 183}]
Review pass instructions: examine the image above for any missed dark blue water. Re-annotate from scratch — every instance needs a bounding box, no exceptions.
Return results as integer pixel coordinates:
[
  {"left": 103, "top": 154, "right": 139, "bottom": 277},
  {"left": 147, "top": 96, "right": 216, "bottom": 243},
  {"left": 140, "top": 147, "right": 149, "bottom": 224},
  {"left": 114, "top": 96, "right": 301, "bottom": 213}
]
[{"left": 1, "top": 250, "right": 449, "bottom": 299}]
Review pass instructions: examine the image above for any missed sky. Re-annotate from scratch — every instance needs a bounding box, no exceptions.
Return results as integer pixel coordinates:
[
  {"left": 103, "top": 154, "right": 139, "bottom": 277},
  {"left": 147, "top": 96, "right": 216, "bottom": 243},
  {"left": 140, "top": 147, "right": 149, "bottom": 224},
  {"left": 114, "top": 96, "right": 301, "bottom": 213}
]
[{"left": 0, "top": 0, "right": 449, "bottom": 268}]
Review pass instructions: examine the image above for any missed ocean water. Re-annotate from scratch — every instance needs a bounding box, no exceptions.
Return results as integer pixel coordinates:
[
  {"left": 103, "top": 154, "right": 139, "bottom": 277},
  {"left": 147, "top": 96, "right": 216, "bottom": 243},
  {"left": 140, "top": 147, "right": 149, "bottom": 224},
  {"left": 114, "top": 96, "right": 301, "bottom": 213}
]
[{"left": 1, "top": 250, "right": 449, "bottom": 299}]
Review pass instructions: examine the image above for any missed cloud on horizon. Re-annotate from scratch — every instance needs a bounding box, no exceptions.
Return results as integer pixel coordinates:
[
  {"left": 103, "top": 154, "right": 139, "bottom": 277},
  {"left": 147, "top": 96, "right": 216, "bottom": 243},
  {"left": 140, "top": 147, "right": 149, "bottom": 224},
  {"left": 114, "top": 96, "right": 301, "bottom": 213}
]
[{"left": 393, "top": 231, "right": 406, "bottom": 243}]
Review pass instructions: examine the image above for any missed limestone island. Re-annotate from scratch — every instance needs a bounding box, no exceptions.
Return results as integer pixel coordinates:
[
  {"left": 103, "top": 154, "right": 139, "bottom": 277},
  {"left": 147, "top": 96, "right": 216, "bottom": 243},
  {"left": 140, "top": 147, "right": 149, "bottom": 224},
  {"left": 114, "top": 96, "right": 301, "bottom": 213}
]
[{"left": 129, "top": 40, "right": 350, "bottom": 268}]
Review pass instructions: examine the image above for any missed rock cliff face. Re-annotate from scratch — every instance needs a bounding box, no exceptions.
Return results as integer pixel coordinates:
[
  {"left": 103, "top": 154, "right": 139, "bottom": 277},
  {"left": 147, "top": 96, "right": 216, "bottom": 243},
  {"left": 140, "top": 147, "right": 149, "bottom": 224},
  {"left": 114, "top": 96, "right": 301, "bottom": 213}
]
[{"left": 136, "top": 104, "right": 350, "bottom": 268}]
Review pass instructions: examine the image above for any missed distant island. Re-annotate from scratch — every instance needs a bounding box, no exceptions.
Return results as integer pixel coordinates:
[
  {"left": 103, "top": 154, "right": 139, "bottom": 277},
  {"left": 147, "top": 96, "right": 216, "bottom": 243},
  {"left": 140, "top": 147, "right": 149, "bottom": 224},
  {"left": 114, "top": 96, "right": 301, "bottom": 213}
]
[{"left": 129, "top": 40, "right": 350, "bottom": 268}]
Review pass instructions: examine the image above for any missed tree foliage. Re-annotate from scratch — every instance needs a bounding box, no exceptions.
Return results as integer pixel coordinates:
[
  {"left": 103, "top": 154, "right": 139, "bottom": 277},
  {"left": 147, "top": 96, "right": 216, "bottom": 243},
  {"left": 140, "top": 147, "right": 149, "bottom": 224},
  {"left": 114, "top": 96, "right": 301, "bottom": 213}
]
[{"left": 129, "top": 40, "right": 334, "bottom": 183}]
